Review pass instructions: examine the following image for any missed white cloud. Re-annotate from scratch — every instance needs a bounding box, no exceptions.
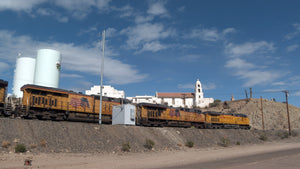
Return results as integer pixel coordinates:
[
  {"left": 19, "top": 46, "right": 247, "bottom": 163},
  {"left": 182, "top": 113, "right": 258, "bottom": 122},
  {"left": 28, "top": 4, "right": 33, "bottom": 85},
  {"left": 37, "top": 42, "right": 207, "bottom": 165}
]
[
  {"left": 36, "top": 8, "right": 69, "bottom": 23},
  {"left": 272, "top": 81, "right": 286, "bottom": 86},
  {"left": 0, "top": 62, "right": 9, "bottom": 73},
  {"left": 178, "top": 82, "right": 216, "bottom": 90},
  {"left": 288, "top": 76, "right": 300, "bottom": 86},
  {"left": 0, "top": 0, "right": 111, "bottom": 20},
  {"left": 70, "top": 80, "right": 93, "bottom": 93},
  {"left": 178, "top": 54, "right": 203, "bottom": 62},
  {"left": 60, "top": 73, "right": 83, "bottom": 78},
  {"left": 285, "top": 23, "right": 300, "bottom": 40},
  {"left": 286, "top": 44, "right": 299, "bottom": 52},
  {"left": 188, "top": 27, "right": 236, "bottom": 42},
  {"left": 53, "top": 0, "right": 110, "bottom": 11},
  {"left": 105, "top": 27, "right": 117, "bottom": 38},
  {"left": 121, "top": 22, "right": 174, "bottom": 52},
  {"left": 53, "top": 0, "right": 111, "bottom": 19},
  {"left": 225, "top": 58, "right": 255, "bottom": 69},
  {"left": 222, "top": 28, "right": 236, "bottom": 35},
  {"left": 0, "top": 30, "right": 147, "bottom": 85},
  {"left": 226, "top": 59, "right": 281, "bottom": 87},
  {"left": 203, "top": 82, "right": 217, "bottom": 90},
  {"left": 177, "top": 6, "right": 185, "bottom": 12},
  {"left": 268, "top": 76, "right": 300, "bottom": 88},
  {"left": 140, "top": 41, "right": 167, "bottom": 52},
  {"left": 190, "top": 28, "right": 219, "bottom": 41},
  {"left": 178, "top": 83, "right": 194, "bottom": 89},
  {"left": 225, "top": 41, "right": 275, "bottom": 57},
  {"left": 294, "top": 91, "right": 300, "bottom": 96},
  {"left": 134, "top": 15, "right": 154, "bottom": 23},
  {"left": 263, "top": 89, "right": 284, "bottom": 93},
  {"left": 78, "top": 26, "right": 98, "bottom": 36},
  {"left": 0, "top": 0, "right": 46, "bottom": 11},
  {"left": 117, "top": 5, "right": 134, "bottom": 18},
  {"left": 235, "top": 70, "right": 280, "bottom": 87},
  {"left": 224, "top": 41, "right": 280, "bottom": 87},
  {"left": 147, "top": 1, "right": 168, "bottom": 17}
]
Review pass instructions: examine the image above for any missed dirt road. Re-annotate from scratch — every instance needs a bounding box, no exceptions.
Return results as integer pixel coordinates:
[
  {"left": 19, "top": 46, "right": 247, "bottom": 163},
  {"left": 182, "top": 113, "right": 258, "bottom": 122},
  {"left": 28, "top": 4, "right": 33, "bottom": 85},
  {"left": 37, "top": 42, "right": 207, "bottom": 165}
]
[{"left": 1, "top": 142, "right": 300, "bottom": 169}]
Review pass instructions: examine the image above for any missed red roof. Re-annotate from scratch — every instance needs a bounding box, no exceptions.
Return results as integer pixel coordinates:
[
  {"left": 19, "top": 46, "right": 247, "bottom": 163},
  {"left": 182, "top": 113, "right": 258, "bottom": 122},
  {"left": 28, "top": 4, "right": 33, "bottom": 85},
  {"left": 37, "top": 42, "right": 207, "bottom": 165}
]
[{"left": 156, "top": 92, "right": 194, "bottom": 98}]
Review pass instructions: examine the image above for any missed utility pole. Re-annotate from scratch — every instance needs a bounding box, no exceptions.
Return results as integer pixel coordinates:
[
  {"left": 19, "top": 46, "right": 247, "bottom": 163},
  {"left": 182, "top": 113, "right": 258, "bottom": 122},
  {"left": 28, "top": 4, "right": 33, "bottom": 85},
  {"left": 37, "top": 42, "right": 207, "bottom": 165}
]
[
  {"left": 245, "top": 89, "right": 248, "bottom": 99},
  {"left": 250, "top": 88, "right": 253, "bottom": 98},
  {"left": 260, "top": 96, "right": 264, "bottom": 130},
  {"left": 283, "top": 90, "right": 291, "bottom": 136},
  {"left": 99, "top": 30, "right": 105, "bottom": 125}
]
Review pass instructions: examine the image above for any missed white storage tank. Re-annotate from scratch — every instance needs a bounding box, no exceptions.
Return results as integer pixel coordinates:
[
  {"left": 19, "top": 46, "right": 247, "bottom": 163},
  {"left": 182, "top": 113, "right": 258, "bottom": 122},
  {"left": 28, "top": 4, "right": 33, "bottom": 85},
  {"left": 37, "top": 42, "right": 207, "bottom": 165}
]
[
  {"left": 13, "top": 57, "right": 36, "bottom": 98},
  {"left": 34, "top": 49, "right": 61, "bottom": 88},
  {"left": 112, "top": 104, "right": 136, "bottom": 125}
]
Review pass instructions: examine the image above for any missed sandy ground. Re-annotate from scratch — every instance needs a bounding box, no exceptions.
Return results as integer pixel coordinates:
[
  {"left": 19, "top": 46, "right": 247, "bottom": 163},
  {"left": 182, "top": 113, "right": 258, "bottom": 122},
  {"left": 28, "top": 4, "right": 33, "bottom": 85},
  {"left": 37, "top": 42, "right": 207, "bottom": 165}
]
[{"left": 1, "top": 141, "right": 300, "bottom": 169}]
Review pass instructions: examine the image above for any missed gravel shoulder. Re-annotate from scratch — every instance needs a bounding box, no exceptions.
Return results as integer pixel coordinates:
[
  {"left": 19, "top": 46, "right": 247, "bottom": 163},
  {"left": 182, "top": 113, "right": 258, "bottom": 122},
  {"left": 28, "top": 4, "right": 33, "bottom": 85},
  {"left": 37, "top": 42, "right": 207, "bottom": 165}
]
[{"left": 1, "top": 141, "right": 300, "bottom": 169}]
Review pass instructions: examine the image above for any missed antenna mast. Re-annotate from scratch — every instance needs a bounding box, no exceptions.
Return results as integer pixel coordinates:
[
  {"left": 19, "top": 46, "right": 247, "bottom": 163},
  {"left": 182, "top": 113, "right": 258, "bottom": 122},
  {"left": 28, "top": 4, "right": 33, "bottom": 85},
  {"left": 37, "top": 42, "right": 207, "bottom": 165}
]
[{"left": 99, "top": 30, "right": 105, "bottom": 125}]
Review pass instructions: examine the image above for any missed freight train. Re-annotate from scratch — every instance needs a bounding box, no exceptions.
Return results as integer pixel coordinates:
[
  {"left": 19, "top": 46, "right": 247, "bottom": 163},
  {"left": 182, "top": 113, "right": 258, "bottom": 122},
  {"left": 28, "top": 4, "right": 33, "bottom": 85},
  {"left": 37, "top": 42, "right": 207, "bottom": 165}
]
[
  {"left": 0, "top": 79, "right": 250, "bottom": 129},
  {"left": 136, "top": 103, "right": 250, "bottom": 129}
]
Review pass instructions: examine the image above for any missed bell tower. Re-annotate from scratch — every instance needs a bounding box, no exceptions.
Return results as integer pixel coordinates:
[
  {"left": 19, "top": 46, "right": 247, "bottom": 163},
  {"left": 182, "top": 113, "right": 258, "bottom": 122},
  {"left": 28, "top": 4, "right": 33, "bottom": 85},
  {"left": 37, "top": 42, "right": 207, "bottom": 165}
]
[{"left": 195, "top": 79, "right": 204, "bottom": 106}]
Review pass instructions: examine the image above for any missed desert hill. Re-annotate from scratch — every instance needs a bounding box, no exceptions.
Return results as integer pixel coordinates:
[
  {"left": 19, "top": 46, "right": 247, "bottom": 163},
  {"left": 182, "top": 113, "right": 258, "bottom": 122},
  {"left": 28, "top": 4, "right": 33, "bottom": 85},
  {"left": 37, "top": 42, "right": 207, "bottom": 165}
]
[{"left": 202, "top": 98, "right": 300, "bottom": 130}]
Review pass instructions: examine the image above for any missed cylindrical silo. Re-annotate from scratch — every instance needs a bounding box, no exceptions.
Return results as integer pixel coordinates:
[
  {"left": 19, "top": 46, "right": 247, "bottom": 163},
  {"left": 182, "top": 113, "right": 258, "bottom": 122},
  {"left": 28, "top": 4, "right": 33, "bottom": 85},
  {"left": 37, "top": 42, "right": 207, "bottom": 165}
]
[
  {"left": 34, "top": 49, "right": 61, "bottom": 88},
  {"left": 13, "top": 57, "right": 36, "bottom": 98}
]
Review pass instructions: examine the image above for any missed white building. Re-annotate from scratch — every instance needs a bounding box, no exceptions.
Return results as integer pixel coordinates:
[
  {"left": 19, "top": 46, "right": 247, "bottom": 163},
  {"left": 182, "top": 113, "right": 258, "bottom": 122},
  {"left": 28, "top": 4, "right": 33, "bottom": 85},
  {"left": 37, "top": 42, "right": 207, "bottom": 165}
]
[
  {"left": 128, "top": 79, "right": 214, "bottom": 108},
  {"left": 126, "top": 95, "right": 157, "bottom": 104},
  {"left": 85, "top": 85, "right": 125, "bottom": 98}
]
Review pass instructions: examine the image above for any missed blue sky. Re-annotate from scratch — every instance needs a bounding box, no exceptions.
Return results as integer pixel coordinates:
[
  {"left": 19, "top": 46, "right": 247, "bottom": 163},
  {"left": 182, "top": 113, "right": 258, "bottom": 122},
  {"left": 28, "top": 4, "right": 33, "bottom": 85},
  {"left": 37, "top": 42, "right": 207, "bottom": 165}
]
[{"left": 1, "top": 0, "right": 300, "bottom": 107}]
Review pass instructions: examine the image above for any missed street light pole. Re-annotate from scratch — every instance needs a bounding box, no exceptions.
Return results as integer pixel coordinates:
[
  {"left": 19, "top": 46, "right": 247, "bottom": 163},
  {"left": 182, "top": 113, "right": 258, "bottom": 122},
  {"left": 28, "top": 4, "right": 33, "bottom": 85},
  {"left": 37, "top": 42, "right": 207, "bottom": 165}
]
[
  {"left": 283, "top": 90, "right": 291, "bottom": 136},
  {"left": 260, "top": 96, "right": 264, "bottom": 130},
  {"left": 99, "top": 30, "right": 105, "bottom": 125}
]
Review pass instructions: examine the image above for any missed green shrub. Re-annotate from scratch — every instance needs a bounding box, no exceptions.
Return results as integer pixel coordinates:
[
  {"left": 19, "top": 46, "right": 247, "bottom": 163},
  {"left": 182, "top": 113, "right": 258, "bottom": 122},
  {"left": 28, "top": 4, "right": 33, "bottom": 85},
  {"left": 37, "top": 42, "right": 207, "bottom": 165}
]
[
  {"left": 15, "top": 144, "right": 27, "bottom": 153},
  {"left": 291, "top": 131, "right": 298, "bottom": 137},
  {"left": 236, "top": 141, "right": 241, "bottom": 145},
  {"left": 209, "top": 99, "right": 221, "bottom": 107},
  {"left": 277, "top": 131, "right": 289, "bottom": 139},
  {"left": 121, "top": 143, "right": 130, "bottom": 152},
  {"left": 144, "top": 139, "right": 155, "bottom": 150},
  {"left": 220, "top": 136, "right": 230, "bottom": 147},
  {"left": 259, "top": 134, "right": 268, "bottom": 141},
  {"left": 185, "top": 141, "right": 194, "bottom": 148}
]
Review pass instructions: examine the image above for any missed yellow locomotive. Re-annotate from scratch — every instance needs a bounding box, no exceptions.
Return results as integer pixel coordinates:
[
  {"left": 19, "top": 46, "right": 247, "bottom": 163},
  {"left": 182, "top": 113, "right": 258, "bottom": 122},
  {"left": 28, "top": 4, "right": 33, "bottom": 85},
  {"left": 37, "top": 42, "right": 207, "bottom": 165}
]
[
  {"left": 0, "top": 79, "right": 8, "bottom": 115},
  {"left": 136, "top": 103, "right": 205, "bottom": 128},
  {"left": 20, "top": 84, "right": 130, "bottom": 123},
  {"left": 136, "top": 103, "right": 250, "bottom": 129},
  {"left": 204, "top": 112, "right": 250, "bottom": 129}
]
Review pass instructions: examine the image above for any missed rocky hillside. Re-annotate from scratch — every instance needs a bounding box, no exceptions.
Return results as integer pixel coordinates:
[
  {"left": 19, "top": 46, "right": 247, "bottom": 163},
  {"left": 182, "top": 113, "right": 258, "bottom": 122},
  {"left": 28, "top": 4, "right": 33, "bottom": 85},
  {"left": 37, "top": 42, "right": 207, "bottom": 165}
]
[{"left": 203, "top": 98, "right": 300, "bottom": 130}]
